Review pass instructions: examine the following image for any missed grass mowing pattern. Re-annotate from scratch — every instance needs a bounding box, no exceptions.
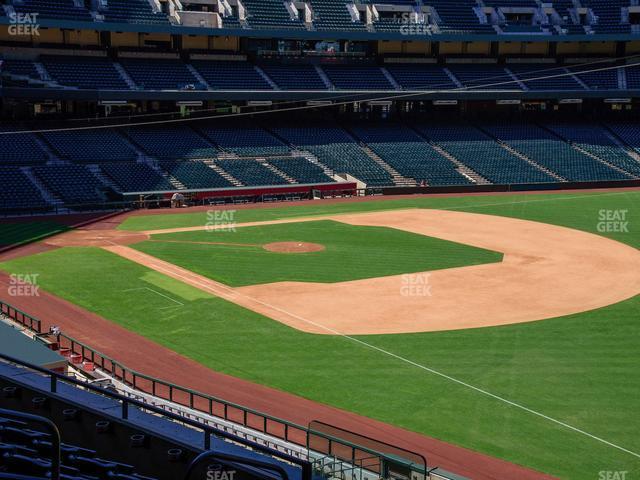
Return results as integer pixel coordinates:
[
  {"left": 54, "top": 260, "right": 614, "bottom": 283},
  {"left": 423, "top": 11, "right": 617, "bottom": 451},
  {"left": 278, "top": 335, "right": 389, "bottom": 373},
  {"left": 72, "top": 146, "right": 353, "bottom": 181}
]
[
  {"left": 2, "top": 190, "right": 639, "bottom": 479},
  {"left": 132, "top": 220, "right": 502, "bottom": 286}
]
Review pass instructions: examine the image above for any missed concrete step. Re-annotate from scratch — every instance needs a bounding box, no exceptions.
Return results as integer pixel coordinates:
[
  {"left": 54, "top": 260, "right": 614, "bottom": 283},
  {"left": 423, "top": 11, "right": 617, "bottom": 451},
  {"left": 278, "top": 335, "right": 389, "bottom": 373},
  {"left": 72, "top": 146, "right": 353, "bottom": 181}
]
[
  {"left": 204, "top": 160, "right": 244, "bottom": 187},
  {"left": 359, "top": 145, "right": 417, "bottom": 187},
  {"left": 20, "top": 166, "right": 64, "bottom": 207},
  {"left": 114, "top": 62, "right": 138, "bottom": 90},
  {"left": 262, "top": 160, "right": 296, "bottom": 184}
]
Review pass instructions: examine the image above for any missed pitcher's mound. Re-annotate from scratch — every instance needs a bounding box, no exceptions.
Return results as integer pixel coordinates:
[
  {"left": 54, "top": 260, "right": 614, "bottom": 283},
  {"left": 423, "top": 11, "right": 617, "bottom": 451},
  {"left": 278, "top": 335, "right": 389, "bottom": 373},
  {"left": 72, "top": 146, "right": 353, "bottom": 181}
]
[{"left": 263, "top": 242, "right": 325, "bottom": 253}]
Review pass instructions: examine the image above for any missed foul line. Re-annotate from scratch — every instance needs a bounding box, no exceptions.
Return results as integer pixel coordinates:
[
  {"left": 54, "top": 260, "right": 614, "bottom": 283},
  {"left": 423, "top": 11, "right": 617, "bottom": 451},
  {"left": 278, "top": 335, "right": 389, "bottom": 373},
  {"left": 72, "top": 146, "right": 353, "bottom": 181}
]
[
  {"left": 244, "top": 293, "right": 640, "bottom": 460},
  {"left": 117, "top": 244, "right": 640, "bottom": 461},
  {"left": 122, "top": 287, "right": 184, "bottom": 307}
]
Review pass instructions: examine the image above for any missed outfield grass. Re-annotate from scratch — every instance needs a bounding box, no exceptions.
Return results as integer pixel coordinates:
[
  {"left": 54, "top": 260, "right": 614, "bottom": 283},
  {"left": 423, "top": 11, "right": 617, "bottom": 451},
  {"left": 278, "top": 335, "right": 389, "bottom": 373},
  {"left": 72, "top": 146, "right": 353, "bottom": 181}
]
[
  {"left": 2, "top": 190, "right": 639, "bottom": 479},
  {"left": 132, "top": 220, "right": 502, "bottom": 286}
]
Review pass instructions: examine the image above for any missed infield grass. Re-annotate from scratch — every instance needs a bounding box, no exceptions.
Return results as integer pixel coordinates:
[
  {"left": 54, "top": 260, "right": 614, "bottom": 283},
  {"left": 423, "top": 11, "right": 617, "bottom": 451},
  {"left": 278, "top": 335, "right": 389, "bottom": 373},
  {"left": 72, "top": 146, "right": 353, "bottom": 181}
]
[
  {"left": 132, "top": 220, "right": 502, "bottom": 286},
  {"left": 2, "top": 190, "right": 639, "bottom": 479}
]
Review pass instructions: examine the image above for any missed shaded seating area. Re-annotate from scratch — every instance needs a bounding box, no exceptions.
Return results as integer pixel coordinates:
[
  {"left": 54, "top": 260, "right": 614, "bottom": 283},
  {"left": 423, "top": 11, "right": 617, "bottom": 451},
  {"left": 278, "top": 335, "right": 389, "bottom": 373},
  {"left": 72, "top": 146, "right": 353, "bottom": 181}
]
[
  {"left": 159, "top": 160, "right": 233, "bottom": 189},
  {"left": 32, "top": 164, "right": 107, "bottom": 204},
  {"left": 215, "top": 159, "right": 290, "bottom": 186},
  {"left": 99, "top": 162, "right": 174, "bottom": 192},
  {"left": 268, "top": 157, "right": 335, "bottom": 184},
  {"left": 484, "top": 123, "right": 631, "bottom": 181}
]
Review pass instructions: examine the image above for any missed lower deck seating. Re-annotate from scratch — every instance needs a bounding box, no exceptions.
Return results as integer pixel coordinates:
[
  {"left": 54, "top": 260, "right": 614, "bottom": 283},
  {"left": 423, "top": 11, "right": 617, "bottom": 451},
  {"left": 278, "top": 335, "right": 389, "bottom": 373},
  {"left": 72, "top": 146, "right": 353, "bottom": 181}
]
[
  {"left": 123, "top": 126, "right": 218, "bottom": 159},
  {"left": 99, "top": 162, "right": 174, "bottom": 192},
  {"left": 41, "top": 129, "right": 137, "bottom": 162},
  {"left": 0, "top": 127, "right": 48, "bottom": 165},
  {"left": 0, "top": 167, "right": 49, "bottom": 212},
  {"left": 2, "top": 59, "right": 40, "bottom": 79},
  {"left": 544, "top": 123, "right": 640, "bottom": 177},
  {"left": 196, "top": 124, "right": 289, "bottom": 156},
  {"left": 215, "top": 159, "right": 290, "bottom": 186},
  {"left": 0, "top": 415, "right": 159, "bottom": 480},
  {"left": 0, "top": 119, "right": 637, "bottom": 212},
  {"left": 416, "top": 123, "right": 556, "bottom": 184},
  {"left": 273, "top": 125, "right": 395, "bottom": 186},
  {"left": 484, "top": 123, "right": 631, "bottom": 181},
  {"left": 33, "top": 164, "right": 107, "bottom": 204},
  {"left": 350, "top": 123, "right": 470, "bottom": 185},
  {"left": 605, "top": 122, "right": 640, "bottom": 156},
  {"left": 159, "top": 160, "right": 233, "bottom": 189},
  {"left": 268, "top": 157, "right": 335, "bottom": 184}
]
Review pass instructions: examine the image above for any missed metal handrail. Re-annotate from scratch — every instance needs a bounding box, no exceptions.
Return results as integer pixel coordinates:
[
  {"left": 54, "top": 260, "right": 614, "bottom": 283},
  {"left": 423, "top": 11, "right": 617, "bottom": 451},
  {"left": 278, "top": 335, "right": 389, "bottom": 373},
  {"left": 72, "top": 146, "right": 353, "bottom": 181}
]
[
  {"left": 1, "top": 298, "right": 431, "bottom": 479},
  {"left": 0, "top": 351, "right": 310, "bottom": 479},
  {"left": 0, "top": 407, "right": 61, "bottom": 480},
  {"left": 184, "top": 451, "right": 289, "bottom": 480}
]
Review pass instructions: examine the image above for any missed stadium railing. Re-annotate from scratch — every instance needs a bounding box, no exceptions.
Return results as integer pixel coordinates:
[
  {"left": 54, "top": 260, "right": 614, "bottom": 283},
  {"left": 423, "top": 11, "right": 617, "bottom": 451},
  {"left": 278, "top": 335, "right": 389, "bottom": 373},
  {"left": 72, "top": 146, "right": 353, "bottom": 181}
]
[{"left": 0, "top": 301, "right": 437, "bottom": 480}]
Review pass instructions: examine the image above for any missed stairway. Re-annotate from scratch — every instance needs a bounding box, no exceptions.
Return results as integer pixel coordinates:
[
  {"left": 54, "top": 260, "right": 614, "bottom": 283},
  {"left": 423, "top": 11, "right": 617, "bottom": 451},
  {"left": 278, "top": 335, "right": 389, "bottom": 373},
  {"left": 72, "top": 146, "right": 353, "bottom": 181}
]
[
  {"left": 476, "top": 125, "right": 567, "bottom": 181},
  {"left": 359, "top": 145, "right": 417, "bottom": 187},
  {"left": 429, "top": 142, "right": 491, "bottom": 184},
  {"left": 408, "top": 125, "right": 490, "bottom": 185},
  {"left": 315, "top": 65, "right": 334, "bottom": 90},
  {"left": 443, "top": 68, "right": 463, "bottom": 88},
  {"left": 254, "top": 65, "right": 279, "bottom": 90},
  {"left": 601, "top": 125, "right": 640, "bottom": 163},
  {"left": 186, "top": 64, "right": 210, "bottom": 90},
  {"left": 20, "top": 166, "right": 65, "bottom": 210},
  {"left": 32, "top": 134, "right": 60, "bottom": 161},
  {"left": 504, "top": 68, "right": 528, "bottom": 91},
  {"left": 380, "top": 67, "right": 401, "bottom": 90},
  {"left": 570, "top": 143, "right": 637, "bottom": 178},
  {"left": 86, "top": 164, "right": 121, "bottom": 190},
  {"left": 114, "top": 63, "right": 138, "bottom": 90},
  {"left": 262, "top": 160, "right": 296, "bottom": 183},
  {"left": 293, "top": 150, "right": 335, "bottom": 178},
  {"left": 203, "top": 159, "right": 244, "bottom": 186}
]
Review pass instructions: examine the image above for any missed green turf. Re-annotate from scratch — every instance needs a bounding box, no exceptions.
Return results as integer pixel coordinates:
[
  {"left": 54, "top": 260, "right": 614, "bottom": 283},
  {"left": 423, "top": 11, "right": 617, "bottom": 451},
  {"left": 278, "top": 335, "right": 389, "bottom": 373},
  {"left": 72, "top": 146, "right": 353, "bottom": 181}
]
[
  {"left": 131, "top": 220, "right": 502, "bottom": 286},
  {"left": 2, "top": 190, "right": 639, "bottom": 479},
  {"left": 0, "top": 221, "right": 71, "bottom": 247},
  {"left": 118, "top": 190, "right": 639, "bottom": 234}
]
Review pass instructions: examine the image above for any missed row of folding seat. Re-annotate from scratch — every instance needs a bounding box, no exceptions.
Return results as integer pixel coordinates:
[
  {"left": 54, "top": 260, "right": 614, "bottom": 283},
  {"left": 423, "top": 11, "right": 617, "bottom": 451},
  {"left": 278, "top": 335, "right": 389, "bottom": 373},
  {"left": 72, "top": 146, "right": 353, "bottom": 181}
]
[
  {"left": 485, "top": 123, "right": 632, "bottom": 181},
  {"left": 417, "top": 123, "right": 556, "bottom": 183},
  {"left": 216, "top": 159, "right": 290, "bottom": 186},
  {"left": 268, "top": 157, "right": 334, "bottom": 184},
  {"left": 0, "top": 166, "right": 50, "bottom": 212},
  {"left": 3, "top": 56, "right": 632, "bottom": 91},
  {"left": 0, "top": 416, "right": 156, "bottom": 479}
]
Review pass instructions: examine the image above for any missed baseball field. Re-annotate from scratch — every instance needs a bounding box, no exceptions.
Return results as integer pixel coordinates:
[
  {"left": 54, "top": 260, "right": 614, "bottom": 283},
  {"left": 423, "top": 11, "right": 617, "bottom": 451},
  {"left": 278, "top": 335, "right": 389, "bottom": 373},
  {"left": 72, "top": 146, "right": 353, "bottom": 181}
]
[{"left": 1, "top": 190, "right": 639, "bottom": 479}]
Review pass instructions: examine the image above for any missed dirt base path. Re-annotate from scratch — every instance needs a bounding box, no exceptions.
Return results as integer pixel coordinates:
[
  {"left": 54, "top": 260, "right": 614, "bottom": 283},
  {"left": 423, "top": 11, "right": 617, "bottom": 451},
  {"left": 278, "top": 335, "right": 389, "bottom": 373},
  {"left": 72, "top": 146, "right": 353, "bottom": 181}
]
[
  {"left": 0, "top": 271, "right": 556, "bottom": 480},
  {"left": 129, "top": 209, "right": 640, "bottom": 335}
]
